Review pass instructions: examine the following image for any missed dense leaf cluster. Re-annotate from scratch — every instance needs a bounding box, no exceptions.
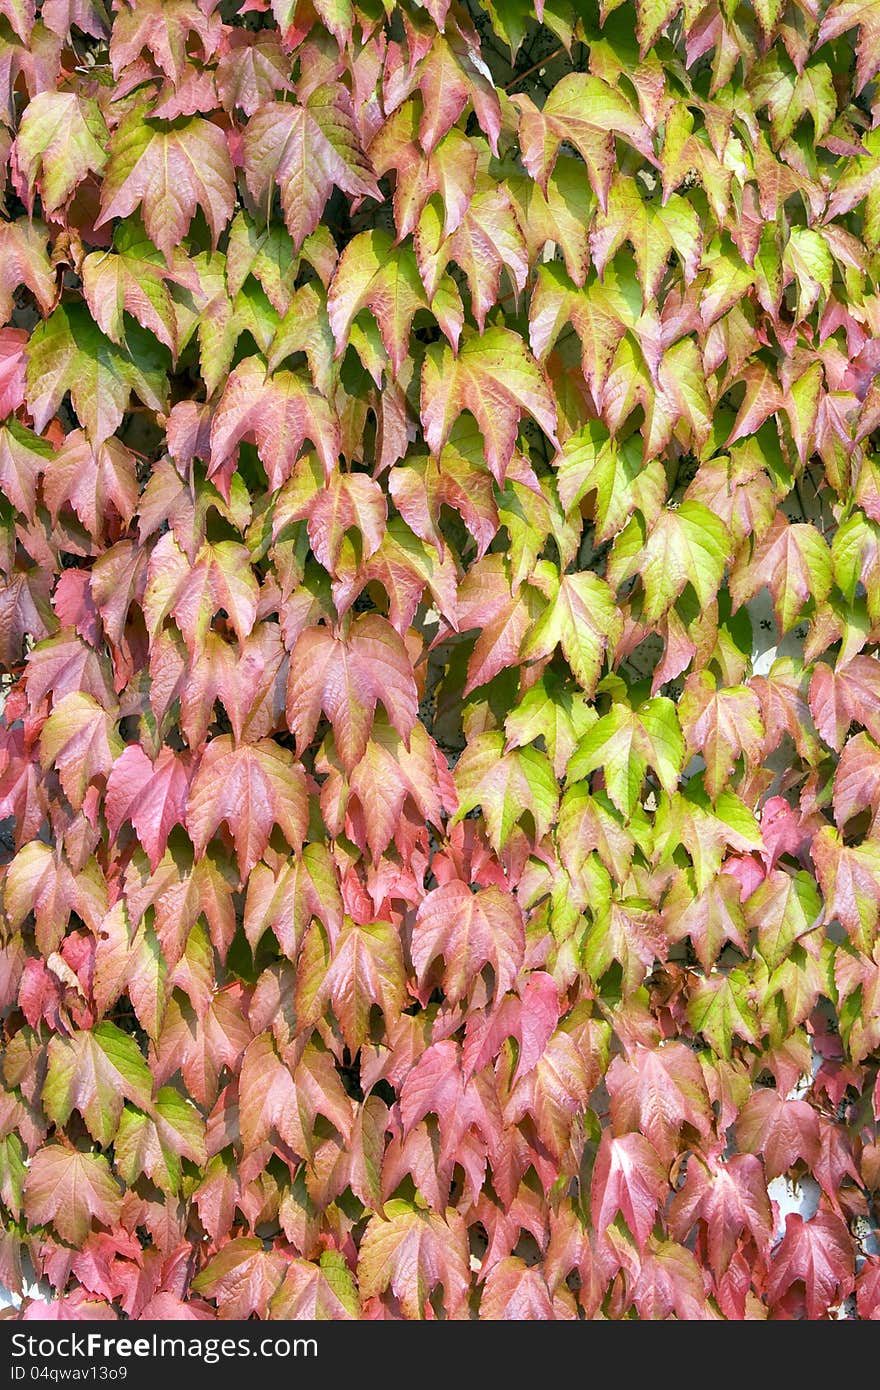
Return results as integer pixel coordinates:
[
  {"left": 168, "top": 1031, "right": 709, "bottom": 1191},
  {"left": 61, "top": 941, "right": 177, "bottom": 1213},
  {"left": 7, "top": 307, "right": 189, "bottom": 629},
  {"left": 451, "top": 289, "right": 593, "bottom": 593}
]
[{"left": 1, "top": 0, "right": 879, "bottom": 1320}]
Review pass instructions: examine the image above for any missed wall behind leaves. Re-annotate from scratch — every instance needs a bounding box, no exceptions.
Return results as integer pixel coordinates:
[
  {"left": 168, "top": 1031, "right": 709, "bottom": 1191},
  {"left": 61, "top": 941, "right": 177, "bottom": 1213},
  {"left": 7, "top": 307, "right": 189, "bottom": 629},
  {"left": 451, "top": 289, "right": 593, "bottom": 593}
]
[{"left": 0, "top": 0, "right": 879, "bottom": 1321}]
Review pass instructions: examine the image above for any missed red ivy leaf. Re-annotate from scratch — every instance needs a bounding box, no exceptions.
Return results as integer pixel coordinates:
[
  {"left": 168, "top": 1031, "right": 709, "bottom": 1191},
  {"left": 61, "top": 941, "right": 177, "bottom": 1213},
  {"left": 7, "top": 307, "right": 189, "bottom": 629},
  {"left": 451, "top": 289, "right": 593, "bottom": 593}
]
[
  {"left": 767, "top": 1212, "right": 855, "bottom": 1319},
  {"left": 286, "top": 616, "right": 418, "bottom": 772},
  {"left": 186, "top": 736, "right": 309, "bottom": 879},
  {"left": 411, "top": 881, "right": 525, "bottom": 1007},
  {"left": 590, "top": 1130, "right": 669, "bottom": 1254},
  {"left": 106, "top": 744, "right": 190, "bottom": 871},
  {"left": 24, "top": 1146, "right": 122, "bottom": 1246},
  {"left": 242, "top": 90, "right": 380, "bottom": 252}
]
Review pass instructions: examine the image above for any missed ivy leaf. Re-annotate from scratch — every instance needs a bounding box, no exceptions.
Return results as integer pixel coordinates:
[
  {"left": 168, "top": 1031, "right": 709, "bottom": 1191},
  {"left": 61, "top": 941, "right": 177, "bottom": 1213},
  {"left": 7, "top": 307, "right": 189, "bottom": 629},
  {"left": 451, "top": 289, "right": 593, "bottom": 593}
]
[
  {"left": 834, "top": 733, "right": 880, "bottom": 829},
  {"left": 43, "top": 1022, "right": 153, "bottom": 1147},
  {"left": 507, "top": 1022, "right": 608, "bottom": 1167},
  {"left": 630, "top": 1238, "right": 714, "bottom": 1321},
  {"left": 421, "top": 328, "right": 558, "bottom": 487},
  {"left": 186, "top": 736, "right": 309, "bottom": 879},
  {"left": 39, "top": 0, "right": 108, "bottom": 40},
  {"left": 753, "top": 657, "right": 822, "bottom": 764},
  {"left": 328, "top": 230, "right": 435, "bottom": 376},
  {"left": 412, "top": 881, "right": 525, "bottom": 1006},
  {"left": 108, "top": 0, "right": 222, "bottom": 83},
  {"left": 479, "top": 1257, "right": 559, "bottom": 1320},
  {"left": 606, "top": 1044, "right": 712, "bottom": 1164},
  {"left": 725, "top": 364, "right": 783, "bottom": 446},
  {"left": 26, "top": 304, "right": 167, "bottom": 445},
  {"left": 520, "top": 565, "right": 621, "bottom": 697},
  {"left": 452, "top": 730, "right": 558, "bottom": 852},
  {"left": 811, "top": 825, "right": 880, "bottom": 952},
  {"left": 590, "top": 1130, "right": 668, "bottom": 1253},
  {"left": 634, "top": 0, "right": 688, "bottom": 51},
  {"left": 686, "top": 969, "right": 760, "bottom": 1058},
  {"left": 513, "top": 74, "right": 652, "bottom": 204},
  {"left": 242, "top": 89, "right": 380, "bottom": 252},
  {"left": 504, "top": 672, "right": 596, "bottom": 779},
  {"left": 736, "top": 1088, "right": 821, "bottom": 1179},
  {"left": 0, "top": 327, "right": 27, "bottom": 419},
  {"left": 414, "top": 185, "right": 527, "bottom": 333},
  {"left": 416, "top": 32, "right": 501, "bottom": 156},
  {"left": 663, "top": 871, "right": 750, "bottom": 972},
  {"left": 463, "top": 972, "right": 560, "bottom": 1082},
  {"left": 0, "top": 1133, "right": 27, "bottom": 1221},
  {"left": 568, "top": 696, "right": 684, "bottom": 818},
  {"left": 554, "top": 425, "right": 665, "bottom": 546},
  {"left": 3, "top": 841, "right": 62, "bottom": 940},
  {"left": 40, "top": 692, "right": 122, "bottom": 811},
  {"left": 584, "top": 897, "right": 668, "bottom": 996},
  {"left": 191, "top": 1238, "right": 286, "bottom": 1319},
  {"left": 105, "top": 745, "right": 190, "bottom": 872},
  {"left": 225, "top": 207, "right": 303, "bottom": 307},
  {"left": 388, "top": 432, "right": 498, "bottom": 560},
  {"left": 43, "top": 429, "right": 139, "bottom": 541},
  {"left": 216, "top": 30, "right": 293, "bottom": 116},
  {"left": 832, "top": 511, "right": 880, "bottom": 620},
  {"left": 0, "top": 0, "right": 34, "bottom": 42},
  {"left": 209, "top": 356, "right": 340, "bottom": 493},
  {"left": 267, "top": 280, "right": 336, "bottom": 389},
  {"left": 590, "top": 179, "right": 701, "bottom": 304},
  {"left": 456, "top": 554, "right": 540, "bottom": 694},
  {"left": 96, "top": 108, "right": 235, "bottom": 264},
  {"left": 271, "top": 0, "right": 353, "bottom": 46},
  {"left": 668, "top": 1152, "right": 774, "bottom": 1277},
  {"left": 731, "top": 512, "right": 833, "bottom": 634},
  {"left": 243, "top": 843, "right": 342, "bottom": 960},
  {"left": 151, "top": 537, "right": 259, "bottom": 657},
  {"left": 0, "top": 218, "right": 55, "bottom": 323},
  {"left": 557, "top": 784, "right": 635, "bottom": 884},
  {"left": 809, "top": 656, "right": 880, "bottom": 752},
  {"left": 767, "top": 1212, "right": 855, "bottom": 1318},
  {"left": 211, "top": 622, "right": 287, "bottom": 747},
  {"left": 398, "top": 1037, "right": 503, "bottom": 1189},
  {"left": 153, "top": 989, "right": 251, "bottom": 1110},
  {"left": 752, "top": 0, "right": 786, "bottom": 34},
  {"left": 746, "top": 868, "right": 823, "bottom": 969},
  {"left": 239, "top": 1032, "right": 351, "bottom": 1159},
  {"left": 783, "top": 228, "right": 834, "bottom": 320},
  {"left": 358, "top": 1200, "right": 470, "bottom": 1320},
  {"left": 509, "top": 159, "right": 593, "bottom": 288},
  {"left": 857, "top": 1259, "right": 880, "bottom": 1320},
  {"left": 684, "top": 450, "right": 776, "bottom": 550},
  {"left": 13, "top": 91, "right": 108, "bottom": 213},
  {"left": 371, "top": 114, "right": 477, "bottom": 243},
  {"left": 82, "top": 219, "right": 196, "bottom": 355},
  {"left": 817, "top": 0, "right": 880, "bottom": 92},
  {"left": 114, "top": 1087, "right": 206, "bottom": 1195},
  {"left": 269, "top": 1251, "right": 360, "bottom": 1320},
  {"left": 297, "top": 917, "right": 405, "bottom": 1052},
  {"left": 0, "top": 419, "right": 52, "bottom": 517},
  {"left": 834, "top": 942, "right": 880, "bottom": 1064},
  {"left": 286, "top": 616, "right": 418, "bottom": 772},
  {"left": 24, "top": 1146, "right": 122, "bottom": 1245},
  {"left": 678, "top": 673, "right": 764, "bottom": 800},
  {"left": 319, "top": 719, "right": 456, "bottom": 862},
  {"left": 307, "top": 471, "right": 387, "bottom": 575},
  {"left": 608, "top": 503, "right": 731, "bottom": 623}
]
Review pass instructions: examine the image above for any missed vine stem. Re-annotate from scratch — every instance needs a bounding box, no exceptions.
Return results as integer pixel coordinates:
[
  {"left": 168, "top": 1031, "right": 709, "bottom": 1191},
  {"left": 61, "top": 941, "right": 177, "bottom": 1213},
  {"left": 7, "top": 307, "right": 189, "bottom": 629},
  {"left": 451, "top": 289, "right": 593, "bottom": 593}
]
[{"left": 504, "top": 45, "right": 566, "bottom": 91}]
